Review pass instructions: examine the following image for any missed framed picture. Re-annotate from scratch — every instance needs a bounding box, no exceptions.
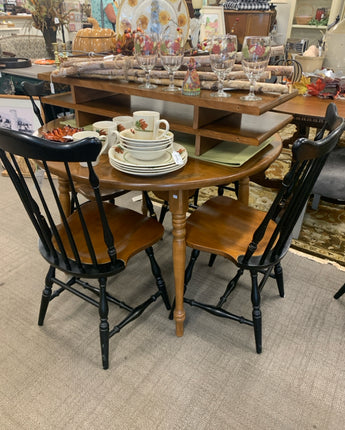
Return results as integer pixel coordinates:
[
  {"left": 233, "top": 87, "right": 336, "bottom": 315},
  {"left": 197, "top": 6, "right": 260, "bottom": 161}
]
[
  {"left": 0, "top": 96, "right": 41, "bottom": 134},
  {"left": 200, "top": 6, "right": 226, "bottom": 41}
]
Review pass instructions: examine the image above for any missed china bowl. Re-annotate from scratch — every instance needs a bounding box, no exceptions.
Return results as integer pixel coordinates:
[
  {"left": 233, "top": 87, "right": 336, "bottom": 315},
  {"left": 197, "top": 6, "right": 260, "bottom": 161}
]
[
  {"left": 119, "top": 128, "right": 174, "bottom": 144},
  {"left": 121, "top": 141, "right": 172, "bottom": 151},
  {"left": 126, "top": 147, "right": 170, "bottom": 161}
]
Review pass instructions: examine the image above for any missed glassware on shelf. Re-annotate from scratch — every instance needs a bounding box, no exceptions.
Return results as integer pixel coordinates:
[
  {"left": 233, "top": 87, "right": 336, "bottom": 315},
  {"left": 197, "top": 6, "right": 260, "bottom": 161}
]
[
  {"left": 134, "top": 31, "right": 159, "bottom": 89},
  {"left": 208, "top": 34, "right": 237, "bottom": 98},
  {"left": 159, "top": 30, "right": 184, "bottom": 92},
  {"left": 240, "top": 36, "right": 271, "bottom": 102}
]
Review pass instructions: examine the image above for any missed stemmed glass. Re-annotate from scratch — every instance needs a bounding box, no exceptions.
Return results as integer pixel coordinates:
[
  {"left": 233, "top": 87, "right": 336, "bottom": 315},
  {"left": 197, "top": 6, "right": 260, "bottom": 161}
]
[
  {"left": 240, "top": 36, "right": 271, "bottom": 101},
  {"left": 159, "top": 30, "right": 184, "bottom": 92},
  {"left": 208, "top": 34, "right": 237, "bottom": 98},
  {"left": 134, "top": 31, "right": 159, "bottom": 89}
]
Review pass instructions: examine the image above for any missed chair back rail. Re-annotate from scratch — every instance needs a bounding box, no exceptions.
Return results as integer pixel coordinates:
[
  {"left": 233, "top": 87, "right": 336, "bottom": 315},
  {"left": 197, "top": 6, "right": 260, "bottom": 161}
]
[{"left": 0, "top": 129, "right": 124, "bottom": 277}]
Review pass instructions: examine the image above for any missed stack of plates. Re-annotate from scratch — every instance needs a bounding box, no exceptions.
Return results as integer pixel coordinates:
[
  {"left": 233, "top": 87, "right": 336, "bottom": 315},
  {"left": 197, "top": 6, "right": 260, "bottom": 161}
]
[
  {"left": 108, "top": 142, "right": 188, "bottom": 176},
  {"left": 119, "top": 129, "right": 174, "bottom": 161},
  {"left": 119, "top": 129, "right": 174, "bottom": 145}
]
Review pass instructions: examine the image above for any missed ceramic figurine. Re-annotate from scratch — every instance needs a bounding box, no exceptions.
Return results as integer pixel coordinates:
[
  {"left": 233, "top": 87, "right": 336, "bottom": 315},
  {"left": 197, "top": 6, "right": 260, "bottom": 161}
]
[{"left": 182, "top": 58, "right": 201, "bottom": 96}]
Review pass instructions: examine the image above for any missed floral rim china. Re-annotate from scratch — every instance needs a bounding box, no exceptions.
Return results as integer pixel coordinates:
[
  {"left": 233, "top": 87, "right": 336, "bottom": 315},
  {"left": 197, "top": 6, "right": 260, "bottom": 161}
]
[
  {"left": 108, "top": 142, "right": 187, "bottom": 176},
  {"left": 117, "top": 0, "right": 190, "bottom": 44}
]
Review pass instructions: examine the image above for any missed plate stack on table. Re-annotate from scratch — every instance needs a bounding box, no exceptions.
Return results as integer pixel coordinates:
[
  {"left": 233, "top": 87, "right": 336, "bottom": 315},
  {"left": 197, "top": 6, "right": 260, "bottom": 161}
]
[{"left": 108, "top": 129, "right": 187, "bottom": 176}]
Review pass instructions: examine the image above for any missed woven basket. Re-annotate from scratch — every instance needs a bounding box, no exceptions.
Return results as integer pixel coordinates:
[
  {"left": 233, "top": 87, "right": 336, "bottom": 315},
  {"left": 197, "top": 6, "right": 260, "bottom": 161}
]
[
  {"left": 295, "top": 15, "right": 313, "bottom": 24},
  {"left": 295, "top": 5, "right": 313, "bottom": 25},
  {"left": 295, "top": 55, "right": 324, "bottom": 73}
]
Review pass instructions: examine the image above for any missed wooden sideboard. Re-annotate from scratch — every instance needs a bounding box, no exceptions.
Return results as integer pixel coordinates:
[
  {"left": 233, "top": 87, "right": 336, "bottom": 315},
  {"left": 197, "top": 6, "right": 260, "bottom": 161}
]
[
  {"left": 38, "top": 71, "right": 294, "bottom": 156},
  {"left": 224, "top": 10, "right": 275, "bottom": 48}
]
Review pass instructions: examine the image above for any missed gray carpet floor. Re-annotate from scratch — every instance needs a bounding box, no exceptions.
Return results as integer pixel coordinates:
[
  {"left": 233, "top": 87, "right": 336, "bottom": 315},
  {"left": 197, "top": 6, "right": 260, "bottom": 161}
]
[{"left": 1, "top": 173, "right": 345, "bottom": 430}]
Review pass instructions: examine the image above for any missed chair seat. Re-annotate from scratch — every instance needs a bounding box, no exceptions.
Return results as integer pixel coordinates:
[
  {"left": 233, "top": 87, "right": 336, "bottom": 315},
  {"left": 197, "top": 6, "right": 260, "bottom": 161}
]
[
  {"left": 312, "top": 147, "right": 345, "bottom": 200},
  {"left": 56, "top": 201, "right": 164, "bottom": 265},
  {"left": 186, "top": 196, "right": 277, "bottom": 263}
]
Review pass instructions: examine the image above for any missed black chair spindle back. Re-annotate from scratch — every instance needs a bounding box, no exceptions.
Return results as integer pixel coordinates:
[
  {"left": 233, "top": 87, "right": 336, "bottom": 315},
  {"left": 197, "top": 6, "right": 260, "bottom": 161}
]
[{"left": 0, "top": 128, "right": 170, "bottom": 369}]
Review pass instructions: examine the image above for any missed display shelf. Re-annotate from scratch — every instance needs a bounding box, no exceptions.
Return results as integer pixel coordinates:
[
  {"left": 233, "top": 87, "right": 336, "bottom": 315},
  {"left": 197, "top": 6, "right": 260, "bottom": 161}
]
[
  {"left": 287, "top": 0, "right": 343, "bottom": 45},
  {"left": 291, "top": 24, "right": 328, "bottom": 29},
  {"left": 39, "top": 71, "right": 294, "bottom": 155}
]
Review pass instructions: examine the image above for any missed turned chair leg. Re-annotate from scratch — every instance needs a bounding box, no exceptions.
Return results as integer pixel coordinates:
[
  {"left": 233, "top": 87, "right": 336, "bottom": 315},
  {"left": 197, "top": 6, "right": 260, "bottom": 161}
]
[
  {"left": 98, "top": 277, "right": 109, "bottom": 370},
  {"left": 250, "top": 270, "right": 262, "bottom": 354},
  {"left": 159, "top": 201, "right": 169, "bottom": 224},
  {"left": 38, "top": 266, "right": 55, "bottom": 326},
  {"left": 145, "top": 247, "right": 171, "bottom": 310},
  {"left": 274, "top": 262, "right": 285, "bottom": 298},
  {"left": 168, "top": 249, "right": 200, "bottom": 320},
  {"left": 334, "top": 283, "right": 345, "bottom": 299}
]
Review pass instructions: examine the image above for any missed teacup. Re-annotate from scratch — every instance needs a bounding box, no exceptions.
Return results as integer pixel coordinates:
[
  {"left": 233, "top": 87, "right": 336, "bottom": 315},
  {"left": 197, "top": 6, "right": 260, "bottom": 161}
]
[
  {"left": 92, "top": 121, "right": 119, "bottom": 148},
  {"left": 112, "top": 115, "right": 133, "bottom": 131},
  {"left": 73, "top": 131, "right": 107, "bottom": 167},
  {"left": 132, "top": 111, "right": 169, "bottom": 140}
]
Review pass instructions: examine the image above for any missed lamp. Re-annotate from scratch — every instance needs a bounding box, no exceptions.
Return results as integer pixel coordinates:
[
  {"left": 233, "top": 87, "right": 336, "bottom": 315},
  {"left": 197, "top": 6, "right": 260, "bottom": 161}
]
[{"left": 192, "top": 0, "right": 203, "bottom": 19}]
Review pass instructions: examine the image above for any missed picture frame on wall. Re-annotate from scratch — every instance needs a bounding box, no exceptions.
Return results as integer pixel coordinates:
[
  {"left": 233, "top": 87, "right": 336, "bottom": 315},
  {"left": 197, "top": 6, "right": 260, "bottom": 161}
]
[
  {"left": 0, "top": 96, "right": 41, "bottom": 134},
  {"left": 200, "top": 6, "right": 226, "bottom": 41}
]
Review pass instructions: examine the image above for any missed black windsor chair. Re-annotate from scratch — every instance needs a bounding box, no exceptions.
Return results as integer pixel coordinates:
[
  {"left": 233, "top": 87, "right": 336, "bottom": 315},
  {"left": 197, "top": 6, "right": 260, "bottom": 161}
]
[
  {"left": 0, "top": 128, "right": 170, "bottom": 369},
  {"left": 180, "top": 103, "right": 345, "bottom": 354}
]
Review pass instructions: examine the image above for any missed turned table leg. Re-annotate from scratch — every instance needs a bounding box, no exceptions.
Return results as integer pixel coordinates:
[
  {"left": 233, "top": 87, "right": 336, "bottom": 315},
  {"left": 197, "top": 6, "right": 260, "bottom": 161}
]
[
  {"left": 168, "top": 189, "right": 190, "bottom": 337},
  {"left": 58, "top": 177, "right": 71, "bottom": 216},
  {"left": 238, "top": 176, "right": 250, "bottom": 205}
]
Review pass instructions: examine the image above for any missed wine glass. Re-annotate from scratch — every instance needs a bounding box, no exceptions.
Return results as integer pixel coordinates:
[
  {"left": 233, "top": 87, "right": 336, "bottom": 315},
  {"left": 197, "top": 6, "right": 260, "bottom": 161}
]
[
  {"left": 159, "top": 31, "right": 184, "bottom": 92},
  {"left": 134, "top": 32, "right": 158, "bottom": 89},
  {"left": 240, "top": 36, "right": 271, "bottom": 101},
  {"left": 208, "top": 34, "right": 237, "bottom": 98}
]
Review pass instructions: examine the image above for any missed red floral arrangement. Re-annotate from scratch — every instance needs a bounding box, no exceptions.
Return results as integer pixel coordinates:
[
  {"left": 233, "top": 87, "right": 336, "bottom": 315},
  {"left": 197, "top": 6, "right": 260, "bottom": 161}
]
[{"left": 113, "top": 28, "right": 142, "bottom": 56}]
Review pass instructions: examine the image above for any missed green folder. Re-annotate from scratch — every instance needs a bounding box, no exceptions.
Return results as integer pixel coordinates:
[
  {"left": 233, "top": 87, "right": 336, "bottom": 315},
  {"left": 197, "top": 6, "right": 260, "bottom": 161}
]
[{"left": 175, "top": 134, "right": 272, "bottom": 167}]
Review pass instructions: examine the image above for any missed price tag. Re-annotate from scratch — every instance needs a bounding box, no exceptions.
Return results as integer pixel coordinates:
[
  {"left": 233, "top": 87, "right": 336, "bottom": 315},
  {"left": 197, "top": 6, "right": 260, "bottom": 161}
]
[
  {"left": 54, "top": 17, "right": 60, "bottom": 24},
  {"left": 172, "top": 151, "right": 183, "bottom": 165},
  {"left": 104, "top": 54, "right": 115, "bottom": 61}
]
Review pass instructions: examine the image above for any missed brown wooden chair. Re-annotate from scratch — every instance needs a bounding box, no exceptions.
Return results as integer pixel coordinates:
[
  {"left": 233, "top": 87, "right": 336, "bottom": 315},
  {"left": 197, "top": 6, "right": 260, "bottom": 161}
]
[
  {"left": 0, "top": 128, "right": 170, "bottom": 369},
  {"left": 181, "top": 103, "right": 345, "bottom": 354}
]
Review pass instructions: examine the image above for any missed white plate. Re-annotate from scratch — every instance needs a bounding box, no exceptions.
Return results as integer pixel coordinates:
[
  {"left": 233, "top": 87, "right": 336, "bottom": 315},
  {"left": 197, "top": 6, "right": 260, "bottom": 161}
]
[
  {"left": 108, "top": 142, "right": 188, "bottom": 176},
  {"left": 110, "top": 158, "right": 187, "bottom": 175},
  {"left": 111, "top": 147, "right": 173, "bottom": 166},
  {"left": 117, "top": 0, "right": 190, "bottom": 44},
  {"left": 111, "top": 164, "right": 186, "bottom": 176}
]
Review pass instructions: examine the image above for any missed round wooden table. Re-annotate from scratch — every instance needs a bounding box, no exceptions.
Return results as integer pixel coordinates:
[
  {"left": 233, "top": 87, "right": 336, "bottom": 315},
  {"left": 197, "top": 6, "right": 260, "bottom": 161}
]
[{"left": 47, "top": 134, "right": 282, "bottom": 337}]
